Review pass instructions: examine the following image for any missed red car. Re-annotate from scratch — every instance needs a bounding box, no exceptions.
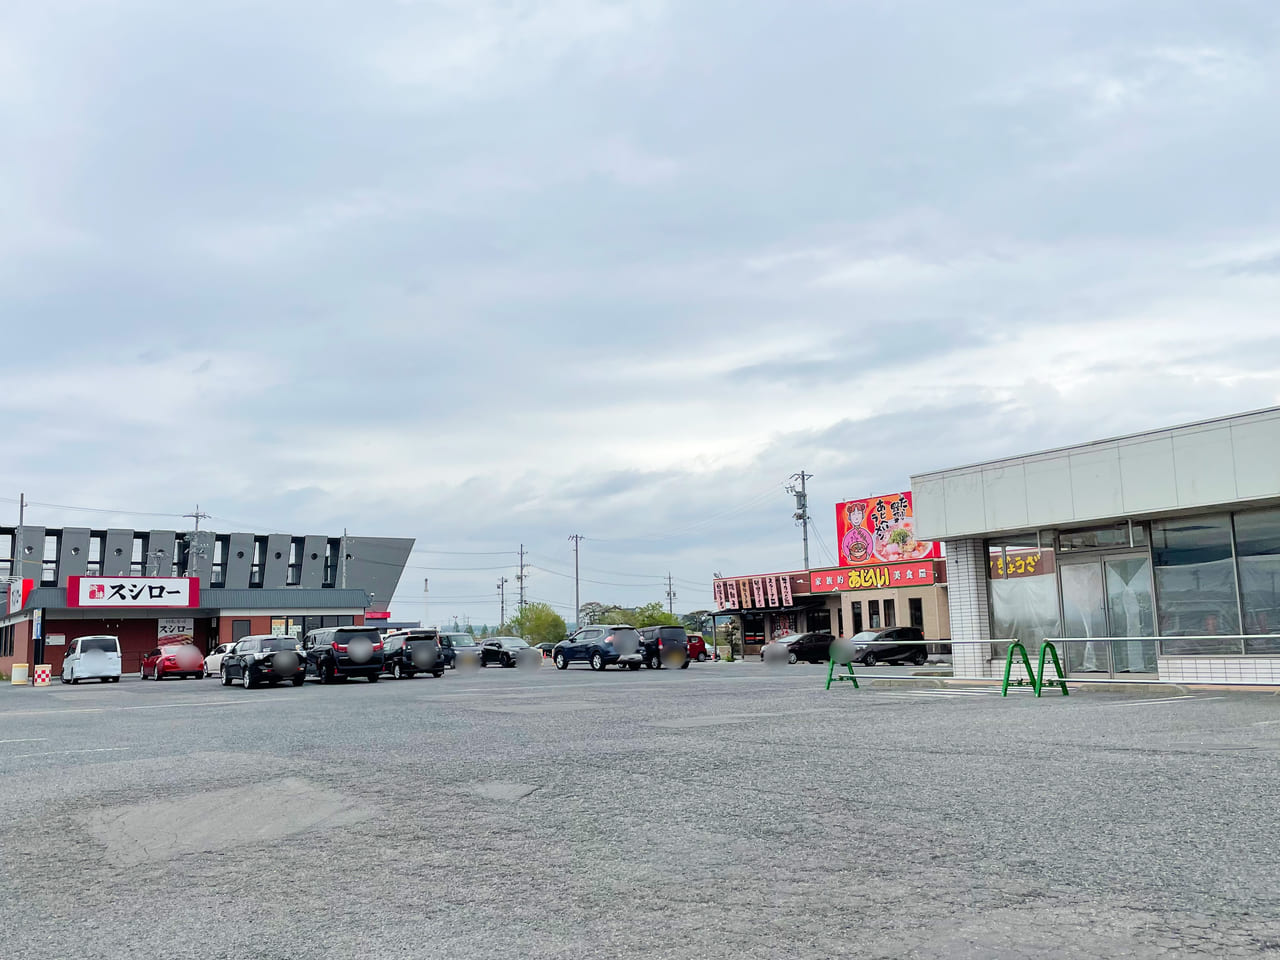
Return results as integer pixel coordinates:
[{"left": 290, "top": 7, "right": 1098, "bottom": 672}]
[
  {"left": 140, "top": 643, "right": 205, "bottom": 680},
  {"left": 686, "top": 633, "right": 709, "bottom": 662}
]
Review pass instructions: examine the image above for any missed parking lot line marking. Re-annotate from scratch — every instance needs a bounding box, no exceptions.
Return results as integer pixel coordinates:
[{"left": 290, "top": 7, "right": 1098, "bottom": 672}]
[
  {"left": 1112, "top": 696, "right": 1202, "bottom": 706},
  {"left": 0, "top": 738, "right": 49, "bottom": 744},
  {"left": 4, "top": 747, "right": 130, "bottom": 760}
]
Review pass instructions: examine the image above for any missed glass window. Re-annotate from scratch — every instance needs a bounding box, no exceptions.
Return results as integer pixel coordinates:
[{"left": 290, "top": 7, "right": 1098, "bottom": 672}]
[
  {"left": 1058, "top": 525, "right": 1131, "bottom": 552},
  {"left": 868, "top": 600, "right": 880, "bottom": 630},
  {"left": 1152, "top": 516, "right": 1240, "bottom": 652},
  {"left": 883, "top": 599, "right": 896, "bottom": 628},
  {"left": 909, "top": 598, "right": 924, "bottom": 629},
  {"left": 1234, "top": 509, "right": 1280, "bottom": 654},
  {"left": 850, "top": 601, "right": 863, "bottom": 635}
]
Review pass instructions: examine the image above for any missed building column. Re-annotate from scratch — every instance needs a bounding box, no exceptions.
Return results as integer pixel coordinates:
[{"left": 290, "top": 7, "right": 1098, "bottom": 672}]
[{"left": 944, "top": 539, "right": 992, "bottom": 678}]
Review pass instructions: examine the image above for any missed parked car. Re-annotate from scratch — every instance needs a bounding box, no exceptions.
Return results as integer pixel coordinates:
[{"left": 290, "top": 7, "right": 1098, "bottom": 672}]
[
  {"left": 301, "top": 626, "right": 385, "bottom": 683},
  {"left": 204, "top": 641, "right": 240, "bottom": 678},
  {"left": 220, "top": 635, "right": 306, "bottom": 688},
  {"left": 786, "top": 632, "right": 835, "bottom": 664},
  {"left": 480, "top": 636, "right": 534, "bottom": 667},
  {"left": 60, "top": 635, "right": 122, "bottom": 684},
  {"left": 853, "top": 627, "right": 930, "bottom": 666},
  {"left": 639, "top": 625, "right": 690, "bottom": 669},
  {"left": 760, "top": 635, "right": 800, "bottom": 662},
  {"left": 685, "top": 633, "right": 709, "bottom": 662},
  {"left": 382, "top": 630, "right": 445, "bottom": 679},
  {"left": 553, "top": 625, "right": 643, "bottom": 671},
  {"left": 441, "top": 632, "right": 477, "bottom": 669},
  {"left": 141, "top": 642, "right": 206, "bottom": 680}
]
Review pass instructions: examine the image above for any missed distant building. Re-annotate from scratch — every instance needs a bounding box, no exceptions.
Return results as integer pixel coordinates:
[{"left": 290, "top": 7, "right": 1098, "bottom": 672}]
[{"left": 0, "top": 527, "right": 413, "bottom": 676}]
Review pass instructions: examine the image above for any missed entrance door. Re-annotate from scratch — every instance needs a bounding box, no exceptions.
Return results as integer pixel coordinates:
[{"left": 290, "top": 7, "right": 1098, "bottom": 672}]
[{"left": 1060, "top": 553, "right": 1156, "bottom": 677}]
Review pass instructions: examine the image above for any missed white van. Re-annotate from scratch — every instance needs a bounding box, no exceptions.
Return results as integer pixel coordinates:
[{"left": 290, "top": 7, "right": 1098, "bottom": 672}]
[{"left": 61, "top": 635, "right": 123, "bottom": 684}]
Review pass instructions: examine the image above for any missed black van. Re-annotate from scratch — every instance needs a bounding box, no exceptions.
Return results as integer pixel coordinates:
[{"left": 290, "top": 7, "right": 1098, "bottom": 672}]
[
  {"left": 638, "top": 625, "right": 690, "bottom": 669},
  {"left": 301, "top": 626, "right": 386, "bottom": 683}
]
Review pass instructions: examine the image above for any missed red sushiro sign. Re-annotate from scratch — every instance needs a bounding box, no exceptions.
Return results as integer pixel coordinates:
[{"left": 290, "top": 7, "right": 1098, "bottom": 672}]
[{"left": 66, "top": 576, "right": 200, "bottom": 608}]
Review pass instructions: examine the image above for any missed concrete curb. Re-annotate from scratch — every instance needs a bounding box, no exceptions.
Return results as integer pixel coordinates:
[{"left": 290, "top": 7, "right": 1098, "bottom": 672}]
[
  {"left": 866, "top": 678, "right": 948, "bottom": 689},
  {"left": 1068, "top": 682, "right": 1192, "bottom": 698}
]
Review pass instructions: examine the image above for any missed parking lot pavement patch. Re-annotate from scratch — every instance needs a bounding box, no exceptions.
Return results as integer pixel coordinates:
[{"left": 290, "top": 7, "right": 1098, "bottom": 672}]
[
  {"left": 467, "top": 780, "right": 539, "bottom": 801},
  {"left": 81, "top": 776, "right": 374, "bottom": 866},
  {"left": 466, "top": 699, "right": 597, "bottom": 715}
]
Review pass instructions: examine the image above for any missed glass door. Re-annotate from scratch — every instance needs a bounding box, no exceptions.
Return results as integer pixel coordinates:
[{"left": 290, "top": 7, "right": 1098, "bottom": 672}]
[
  {"left": 1105, "top": 555, "right": 1157, "bottom": 674},
  {"left": 1060, "top": 560, "right": 1110, "bottom": 674},
  {"left": 1059, "top": 553, "right": 1157, "bottom": 677}
]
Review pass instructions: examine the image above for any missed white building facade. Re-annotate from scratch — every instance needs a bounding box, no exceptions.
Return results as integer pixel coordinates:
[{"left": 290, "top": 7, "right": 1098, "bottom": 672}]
[{"left": 911, "top": 407, "right": 1280, "bottom": 685}]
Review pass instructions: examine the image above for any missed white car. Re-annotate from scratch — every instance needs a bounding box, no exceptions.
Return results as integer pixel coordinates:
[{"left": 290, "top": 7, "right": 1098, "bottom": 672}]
[
  {"left": 204, "top": 642, "right": 238, "bottom": 678},
  {"left": 61, "top": 635, "right": 123, "bottom": 684}
]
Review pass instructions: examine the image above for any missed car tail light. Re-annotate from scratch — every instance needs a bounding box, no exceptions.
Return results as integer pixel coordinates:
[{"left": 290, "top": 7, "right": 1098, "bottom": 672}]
[
  {"left": 372, "top": 641, "right": 383, "bottom": 652},
  {"left": 658, "top": 639, "right": 664, "bottom": 650},
  {"left": 331, "top": 641, "right": 347, "bottom": 652},
  {"left": 162, "top": 656, "right": 177, "bottom": 665}
]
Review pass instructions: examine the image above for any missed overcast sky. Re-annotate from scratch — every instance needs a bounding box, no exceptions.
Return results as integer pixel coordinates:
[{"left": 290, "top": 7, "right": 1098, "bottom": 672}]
[{"left": 4, "top": 0, "right": 1280, "bottom": 625}]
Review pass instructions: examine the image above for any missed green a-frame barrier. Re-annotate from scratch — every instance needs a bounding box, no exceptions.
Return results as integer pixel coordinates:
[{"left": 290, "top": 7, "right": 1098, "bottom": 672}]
[
  {"left": 825, "top": 659, "right": 859, "bottom": 690},
  {"left": 1001, "top": 641, "right": 1069, "bottom": 697}
]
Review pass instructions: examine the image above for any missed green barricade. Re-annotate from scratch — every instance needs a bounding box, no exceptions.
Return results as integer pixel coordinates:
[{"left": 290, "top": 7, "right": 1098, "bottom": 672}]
[
  {"left": 1001, "top": 641, "right": 1068, "bottom": 698},
  {"left": 825, "top": 659, "right": 859, "bottom": 690}
]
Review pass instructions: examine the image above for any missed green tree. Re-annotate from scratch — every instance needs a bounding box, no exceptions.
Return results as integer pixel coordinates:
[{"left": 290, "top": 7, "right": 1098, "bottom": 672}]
[
  {"left": 507, "top": 602, "right": 568, "bottom": 645},
  {"left": 682, "top": 610, "right": 713, "bottom": 634},
  {"left": 577, "top": 602, "right": 609, "bottom": 626},
  {"left": 629, "top": 602, "right": 681, "bottom": 628}
]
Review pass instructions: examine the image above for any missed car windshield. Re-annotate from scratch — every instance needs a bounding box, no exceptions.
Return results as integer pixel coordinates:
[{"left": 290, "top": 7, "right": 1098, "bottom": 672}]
[
  {"left": 657, "top": 626, "right": 686, "bottom": 641},
  {"left": 851, "top": 631, "right": 880, "bottom": 643},
  {"left": 260, "top": 637, "right": 295, "bottom": 652},
  {"left": 79, "top": 637, "right": 118, "bottom": 653},
  {"left": 160, "top": 644, "right": 192, "bottom": 654},
  {"left": 502, "top": 639, "right": 528, "bottom": 647},
  {"left": 446, "top": 634, "right": 476, "bottom": 646}
]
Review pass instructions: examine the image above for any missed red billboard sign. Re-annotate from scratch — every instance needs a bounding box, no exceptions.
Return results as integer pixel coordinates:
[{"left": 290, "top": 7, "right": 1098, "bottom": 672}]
[
  {"left": 809, "top": 562, "right": 938, "bottom": 593},
  {"left": 836, "top": 491, "right": 940, "bottom": 567}
]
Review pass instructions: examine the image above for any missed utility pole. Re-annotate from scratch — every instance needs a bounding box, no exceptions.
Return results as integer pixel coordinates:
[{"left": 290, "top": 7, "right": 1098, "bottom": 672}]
[
  {"left": 497, "top": 576, "right": 508, "bottom": 629},
  {"left": 568, "top": 534, "right": 584, "bottom": 628},
  {"left": 184, "top": 504, "right": 210, "bottom": 532},
  {"left": 666, "top": 572, "right": 676, "bottom": 616},
  {"left": 423, "top": 577, "right": 429, "bottom": 629},
  {"left": 13, "top": 492, "right": 24, "bottom": 582},
  {"left": 786, "top": 471, "right": 813, "bottom": 570},
  {"left": 516, "top": 543, "right": 527, "bottom": 615}
]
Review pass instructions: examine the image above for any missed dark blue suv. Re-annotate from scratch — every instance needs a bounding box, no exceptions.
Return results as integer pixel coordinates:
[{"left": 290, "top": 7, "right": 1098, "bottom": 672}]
[{"left": 552, "top": 625, "right": 643, "bottom": 671}]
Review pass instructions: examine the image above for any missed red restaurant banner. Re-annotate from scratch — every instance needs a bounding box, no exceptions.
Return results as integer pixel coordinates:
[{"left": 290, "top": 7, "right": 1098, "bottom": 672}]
[
  {"left": 809, "top": 562, "right": 938, "bottom": 593},
  {"left": 765, "top": 576, "right": 779, "bottom": 606},
  {"left": 836, "top": 491, "right": 940, "bottom": 567},
  {"left": 713, "top": 580, "right": 726, "bottom": 610}
]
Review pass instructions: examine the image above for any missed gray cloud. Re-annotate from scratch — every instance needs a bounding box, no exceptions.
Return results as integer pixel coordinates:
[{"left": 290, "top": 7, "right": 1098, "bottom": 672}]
[{"left": 2, "top": 0, "right": 1280, "bottom": 622}]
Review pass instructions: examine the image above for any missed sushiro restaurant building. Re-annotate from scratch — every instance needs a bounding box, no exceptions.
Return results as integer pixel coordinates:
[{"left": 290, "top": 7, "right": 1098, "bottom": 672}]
[
  {"left": 712, "top": 491, "right": 951, "bottom": 653},
  {"left": 911, "top": 407, "right": 1280, "bottom": 685},
  {"left": 0, "top": 526, "right": 413, "bottom": 677}
]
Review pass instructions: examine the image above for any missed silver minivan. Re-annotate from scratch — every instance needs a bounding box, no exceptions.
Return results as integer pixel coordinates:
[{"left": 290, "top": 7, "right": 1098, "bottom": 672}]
[{"left": 60, "top": 635, "right": 123, "bottom": 684}]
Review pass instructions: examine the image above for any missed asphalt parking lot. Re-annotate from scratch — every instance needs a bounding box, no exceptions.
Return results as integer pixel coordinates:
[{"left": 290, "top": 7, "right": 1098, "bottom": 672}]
[{"left": 1, "top": 662, "right": 1278, "bottom": 959}]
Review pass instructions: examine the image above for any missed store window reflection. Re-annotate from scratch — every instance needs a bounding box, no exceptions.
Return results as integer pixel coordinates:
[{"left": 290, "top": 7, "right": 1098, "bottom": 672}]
[
  {"left": 1152, "top": 516, "right": 1240, "bottom": 653},
  {"left": 1235, "top": 509, "right": 1280, "bottom": 655},
  {"left": 987, "top": 533, "right": 1061, "bottom": 659}
]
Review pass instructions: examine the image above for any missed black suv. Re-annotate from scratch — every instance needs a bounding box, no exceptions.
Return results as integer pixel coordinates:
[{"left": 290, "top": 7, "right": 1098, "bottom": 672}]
[
  {"left": 553, "top": 624, "right": 643, "bottom": 671},
  {"left": 220, "top": 635, "right": 307, "bottom": 688},
  {"left": 639, "top": 625, "right": 690, "bottom": 669},
  {"left": 382, "top": 629, "right": 445, "bottom": 679},
  {"left": 302, "top": 626, "right": 385, "bottom": 683}
]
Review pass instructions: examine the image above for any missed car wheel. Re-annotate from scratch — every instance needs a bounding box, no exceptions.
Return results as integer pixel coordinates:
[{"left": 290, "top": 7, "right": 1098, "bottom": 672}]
[
  {"left": 393, "top": 663, "right": 403, "bottom": 680},
  {"left": 628, "top": 662, "right": 641, "bottom": 671},
  {"left": 590, "top": 652, "right": 604, "bottom": 671},
  {"left": 433, "top": 670, "right": 444, "bottom": 678},
  {"left": 368, "top": 673, "right": 379, "bottom": 683},
  {"left": 646, "top": 655, "right": 659, "bottom": 669},
  {"left": 788, "top": 652, "right": 798, "bottom": 665},
  {"left": 679, "top": 661, "right": 690, "bottom": 669},
  {"left": 111, "top": 676, "right": 120, "bottom": 683},
  {"left": 221, "top": 667, "right": 231, "bottom": 686},
  {"left": 501, "top": 654, "right": 510, "bottom": 668},
  {"left": 60, "top": 673, "right": 69, "bottom": 684},
  {"left": 863, "top": 652, "right": 877, "bottom": 667},
  {"left": 139, "top": 668, "right": 146, "bottom": 680},
  {"left": 913, "top": 650, "right": 929, "bottom": 666},
  {"left": 321, "top": 660, "right": 335, "bottom": 684},
  {"left": 154, "top": 666, "right": 163, "bottom": 680},
  {"left": 291, "top": 674, "right": 304, "bottom": 686},
  {"left": 554, "top": 653, "right": 567, "bottom": 670},
  {"left": 71, "top": 673, "right": 79, "bottom": 684},
  {"left": 241, "top": 668, "right": 253, "bottom": 689},
  {"left": 697, "top": 652, "right": 707, "bottom": 662}
]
